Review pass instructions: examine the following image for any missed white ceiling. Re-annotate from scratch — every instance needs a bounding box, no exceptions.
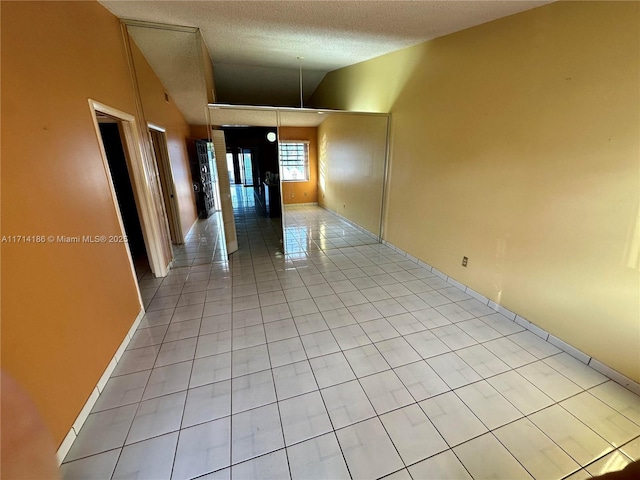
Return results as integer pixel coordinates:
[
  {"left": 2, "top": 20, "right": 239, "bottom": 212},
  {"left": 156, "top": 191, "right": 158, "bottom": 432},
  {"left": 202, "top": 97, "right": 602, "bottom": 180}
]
[{"left": 100, "top": 0, "right": 552, "bottom": 118}]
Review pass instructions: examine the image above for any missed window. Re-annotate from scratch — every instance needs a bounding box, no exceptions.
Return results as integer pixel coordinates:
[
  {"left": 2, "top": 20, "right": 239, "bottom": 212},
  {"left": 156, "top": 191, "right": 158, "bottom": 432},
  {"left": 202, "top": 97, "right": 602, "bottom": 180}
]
[{"left": 279, "top": 141, "right": 309, "bottom": 181}]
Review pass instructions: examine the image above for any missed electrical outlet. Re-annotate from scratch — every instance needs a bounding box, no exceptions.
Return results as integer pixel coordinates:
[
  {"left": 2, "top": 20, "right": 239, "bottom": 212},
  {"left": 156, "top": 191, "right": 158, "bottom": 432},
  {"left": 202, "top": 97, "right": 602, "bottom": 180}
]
[{"left": 462, "top": 256, "right": 468, "bottom": 267}]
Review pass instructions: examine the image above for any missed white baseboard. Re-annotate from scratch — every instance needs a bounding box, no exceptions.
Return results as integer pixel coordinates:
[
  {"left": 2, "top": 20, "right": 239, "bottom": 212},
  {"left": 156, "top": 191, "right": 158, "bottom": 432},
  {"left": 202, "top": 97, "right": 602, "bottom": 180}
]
[
  {"left": 379, "top": 238, "right": 640, "bottom": 396},
  {"left": 55, "top": 308, "right": 145, "bottom": 465},
  {"left": 284, "top": 202, "right": 319, "bottom": 207}
]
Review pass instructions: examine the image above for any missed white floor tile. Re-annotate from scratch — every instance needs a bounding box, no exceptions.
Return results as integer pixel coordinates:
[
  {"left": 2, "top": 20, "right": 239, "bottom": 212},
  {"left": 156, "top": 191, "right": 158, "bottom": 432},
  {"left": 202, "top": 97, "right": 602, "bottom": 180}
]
[
  {"left": 359, "top": 370, "right": 414, "bottom": 414},
  {"left": 386, "top": 312, "right": 429, "bottom": 335},
  {"left": 359, "top": 318, "right": 401, "bottom": 342},
  {"left": 126, "top": 390, "right": 186, "bottom": 444},
  {"left": 375, "top": 337, "right": 421, "bottom": 368},
  {"left": 427, "top": 352, "right": 481, "bottom": 389},
  {"left": 232, "top": 369, "right": 276, "bottom": 413},
  {"left": 267, "top": 336, "right": 307, "bottom": 367},
  {"left": 91, "top": 370, "right": 150, "bottom": 412},
  {"left": 487, "top": 370, "right": 554, "bottom": 415},
  {"left": 182, "top": 380, "right": 231, "bottom": 427},
  {"left": 321, "top": 380, "right": 376, "bottom": 429},
  {"left": 543, "top": 353, "right": 608, "bottom": 389},
  {"left": 60, "top": 449, "right": 121, "bottom": 480},
  {"left": 408, "top": 450, "right": 472, "bottom": 480},
  {"left": 172, "top": 417, "right": 231, "bottom": 479},
  {"left": 273, "top": 360, "right": 318, "bottom": 400},
  {"left": 585, "top": 451, "right": 633, "bottom": 477},
  {"left": 517, "top": 360, "right": 583, "bottom": 401},
  {"left": 309, "top": 352, "right": 356, "bottom": 388},
  {"left": 336, "top": 418, "right": 404, "bottom": 479},
  {"left": 300, "top": 330, "right": 340, "bottom": 358},
  {"left": 293, "top": 312, "right": 329, "bottom": 335},
  {"left": 343, "top": 344, "right": 391, "bottom": 378},
  {"left": 113, "top": 432, "right": 178, "bottom": 480},
  {"left": 620, "top": 436, "right": 640, "bottom": 461},
  {"left": 529, "top": 405, "right": 614, "bottom": 465},
  {"left": 454, "top": 433, "right": 533, "bottom": 479},
  {"left": 154, "top": 337, "right": 197, "bottom": 367},
  {"left": 231, "top": 403, "right": 284, "bottom": 464},
  {"left": 142, "top": 361, "right": 192, "bottom": 400},
  {"left": 231, "top": 344, "right": 270, "bottom": 377},
  {"left": 65, "top": 404, "right": 138, "bottom": 462},
  {"left": 190, "top": 352, "right": 231, "bottom": 387},
  {"left": 455, "top": 381, "right": 522, "bottom": 429},
  {"left": 455, "top": 344, "right": 510, "bottom": 378},
  {"left": 404, "top": 330, "right": 450, "bottom": 359},
  {"left": 589, "top": 381, "right": 640, "bottom": 425},
  {"left": 287, "top": 433, "right": 350, "bottom": 480},
  {"left": 394, "top": 360, "right": 450, "bottom": 401},
  {"left": 484, "top": 337, "right": 537, "bottom": 368},
  {"left": 195, "top": 330, "right": 232, "bottom": 358},
  {"left": 494, "top": 418, "right": 580, "bottom": 479},
  {"left": 279, "top": 391, "right": 333, "bottom": 445},
  {"left": 380, "top": 404, "right": 448, "bottom": 465},
  {"left": 231, "top": 449, "right": 291, "bottom": 480},
  {"left": 509, "top": 331, "right": 560, "bottom": 359},
  {"left": 331, "top": 324, "right": 371, "bottom": 350},
  {"left": 561, "top": 392, "right": 640, "bottom": 447},
  {"left": 419, "top": 392, "right": 487, "bottom": 447}
]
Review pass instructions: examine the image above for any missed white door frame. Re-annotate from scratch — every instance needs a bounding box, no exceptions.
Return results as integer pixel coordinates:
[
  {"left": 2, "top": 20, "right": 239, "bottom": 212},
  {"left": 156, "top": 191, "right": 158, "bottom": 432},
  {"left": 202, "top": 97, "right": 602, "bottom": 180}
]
[
  {"left": 89, "top": 99, "right": 171, "bottom": 277},
  {"left": 148, "top": 124, "right": 184, "bottom": 244}
]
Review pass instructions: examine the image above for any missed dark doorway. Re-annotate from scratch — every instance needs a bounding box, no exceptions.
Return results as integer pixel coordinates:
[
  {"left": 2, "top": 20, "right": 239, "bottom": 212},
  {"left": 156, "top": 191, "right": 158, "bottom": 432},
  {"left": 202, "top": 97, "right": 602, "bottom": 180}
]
[{"left": 98, "top": 121, "right": 149, "bottom": 278}]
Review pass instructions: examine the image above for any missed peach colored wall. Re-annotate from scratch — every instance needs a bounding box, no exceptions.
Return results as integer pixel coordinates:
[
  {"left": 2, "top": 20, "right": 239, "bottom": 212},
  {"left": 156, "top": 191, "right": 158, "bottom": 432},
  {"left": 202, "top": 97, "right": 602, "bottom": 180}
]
[
  {"left": 310, "top": 2, "right": 640, "bottom": 381},
  {"left": 317, "top": 115, "right": 388, "bottom": 235},
  {"left": 279, "top": 127, "right": 318, "bottom": 205},
  {"left": 129, "top": 40, "right": 198, "bottom": 239},
  {"left": 0, "top": 0, "right": 191, "bottom": 446}
]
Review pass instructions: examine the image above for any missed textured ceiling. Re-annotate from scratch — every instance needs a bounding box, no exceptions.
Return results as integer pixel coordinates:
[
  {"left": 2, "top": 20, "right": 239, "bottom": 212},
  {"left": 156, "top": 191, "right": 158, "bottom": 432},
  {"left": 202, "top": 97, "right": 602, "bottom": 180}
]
[
  {"left": 127, "top": 24, "right": 209, "bottom": 124},
  {"left": 100, "top": 0, "right": 552, "bottom": 116}
]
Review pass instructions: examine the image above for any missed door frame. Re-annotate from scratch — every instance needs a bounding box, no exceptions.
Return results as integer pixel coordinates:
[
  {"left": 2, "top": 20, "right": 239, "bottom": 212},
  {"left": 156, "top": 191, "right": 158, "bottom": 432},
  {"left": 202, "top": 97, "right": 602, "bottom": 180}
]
[
  {"left": 89, "top": 99, "right": 171, "bottom": 277},
  {"left": 148, "top": 124, "right": 184, "bottom": 244}
]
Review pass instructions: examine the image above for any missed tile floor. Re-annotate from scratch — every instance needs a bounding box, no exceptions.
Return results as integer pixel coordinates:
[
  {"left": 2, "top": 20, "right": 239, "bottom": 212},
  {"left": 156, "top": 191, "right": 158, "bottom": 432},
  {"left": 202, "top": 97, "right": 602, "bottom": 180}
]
[{"left": 61, "top": 188, "right": 640, "bottom": 479}]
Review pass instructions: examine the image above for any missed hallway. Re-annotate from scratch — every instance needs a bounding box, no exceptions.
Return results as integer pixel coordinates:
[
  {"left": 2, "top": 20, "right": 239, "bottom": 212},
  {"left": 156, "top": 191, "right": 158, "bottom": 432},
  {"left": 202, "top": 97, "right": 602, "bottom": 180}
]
[{"left": 60, "top": 196, "right": 640, "bottom": 479}]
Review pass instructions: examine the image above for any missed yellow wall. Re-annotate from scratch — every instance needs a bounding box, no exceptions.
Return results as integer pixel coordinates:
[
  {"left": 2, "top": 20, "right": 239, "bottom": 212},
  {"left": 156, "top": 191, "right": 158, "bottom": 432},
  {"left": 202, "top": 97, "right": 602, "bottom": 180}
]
[
  {"left": 317, "top": 114, "right": 388, "bottom": 236},
  {"left": 279, "top": 127, "right": 319, "bottom": 205},
  {"left": 130, "top": 40, "right": 198, "bottom": 238},
  {"left": 310, "top": 2, "right": 640, "bottom": 381},
  {"left": 1, "top": 0, "right": 194, "bottom": 445}
]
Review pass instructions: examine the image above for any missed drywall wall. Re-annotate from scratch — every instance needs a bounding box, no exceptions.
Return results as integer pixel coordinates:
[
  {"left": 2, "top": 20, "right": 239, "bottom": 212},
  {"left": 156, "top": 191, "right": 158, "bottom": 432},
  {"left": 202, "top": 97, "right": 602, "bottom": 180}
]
[
  {"left": 279, "top": 127, "right": 318, "bottom": 205},
  {"left": 317, "top": 114, "right": 388, "bottom": 236},
  {"left": 310, "top": 1, "right": 640, "bottom": 381},
  {"left": 1, "top": 0, "right": 194, "bottom": 446},
  {"left": 129, "top": 38, "right": 198, "bottom": 239}
]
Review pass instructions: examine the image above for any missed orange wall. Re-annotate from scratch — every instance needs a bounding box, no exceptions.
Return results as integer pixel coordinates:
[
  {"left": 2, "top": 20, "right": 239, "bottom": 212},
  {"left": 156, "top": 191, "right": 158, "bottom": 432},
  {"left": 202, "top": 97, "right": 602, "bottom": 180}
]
[
  {"left": 190, "top": 124, "right": 211, "bottom": 139},
  {"left": 129, "top": 40, "right": 198, "bottom": 238},
  {"left": 279, "top": 127, "right": 318, "bottom": 204},
  {"left": 0, "top": 0, "right": 191, "bottom": 446}
]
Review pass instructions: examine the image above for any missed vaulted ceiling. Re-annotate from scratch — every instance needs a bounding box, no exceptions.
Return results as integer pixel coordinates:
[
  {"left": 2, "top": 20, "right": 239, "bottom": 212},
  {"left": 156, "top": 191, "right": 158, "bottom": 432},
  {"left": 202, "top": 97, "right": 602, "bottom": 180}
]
[{"left": 99, "top": 1, "right": 552, "bottom": 124}]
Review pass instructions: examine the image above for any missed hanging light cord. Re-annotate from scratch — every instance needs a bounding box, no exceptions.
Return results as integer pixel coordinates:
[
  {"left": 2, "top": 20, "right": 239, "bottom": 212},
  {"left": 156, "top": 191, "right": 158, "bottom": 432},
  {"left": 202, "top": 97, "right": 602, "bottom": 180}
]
[{"left": 297, "top": 56, "right": 304, "bottom": 108}]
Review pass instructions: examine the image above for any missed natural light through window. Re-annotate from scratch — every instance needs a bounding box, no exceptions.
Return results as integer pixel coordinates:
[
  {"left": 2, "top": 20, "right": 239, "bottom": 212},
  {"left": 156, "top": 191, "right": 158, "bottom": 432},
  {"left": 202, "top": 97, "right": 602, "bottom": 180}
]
[{"left": 279, "top": 141, "right": 309, "bottom": 181}]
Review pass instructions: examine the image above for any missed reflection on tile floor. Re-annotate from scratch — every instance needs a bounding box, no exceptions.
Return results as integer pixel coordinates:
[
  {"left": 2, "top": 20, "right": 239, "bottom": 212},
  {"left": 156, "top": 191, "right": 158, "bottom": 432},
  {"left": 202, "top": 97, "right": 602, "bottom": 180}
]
[{"left": 61, "top": 193, "right": 640, "bottom": 479}]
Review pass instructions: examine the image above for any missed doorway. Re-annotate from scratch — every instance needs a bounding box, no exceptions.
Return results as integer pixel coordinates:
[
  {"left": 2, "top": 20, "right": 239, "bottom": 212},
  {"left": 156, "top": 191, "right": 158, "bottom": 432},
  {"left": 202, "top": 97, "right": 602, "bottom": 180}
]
[
  {"left": 226, "top": 148, "right": 255, "bottom": 186},
  {"left": 89, "top": 99, "right": 173, "bottom": 279},
  {"left": 98, "top": 120, "right": 149, "bottom": 279},
  {"left": 148, "top": 126, "right": 183, "bottom": 244}
]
